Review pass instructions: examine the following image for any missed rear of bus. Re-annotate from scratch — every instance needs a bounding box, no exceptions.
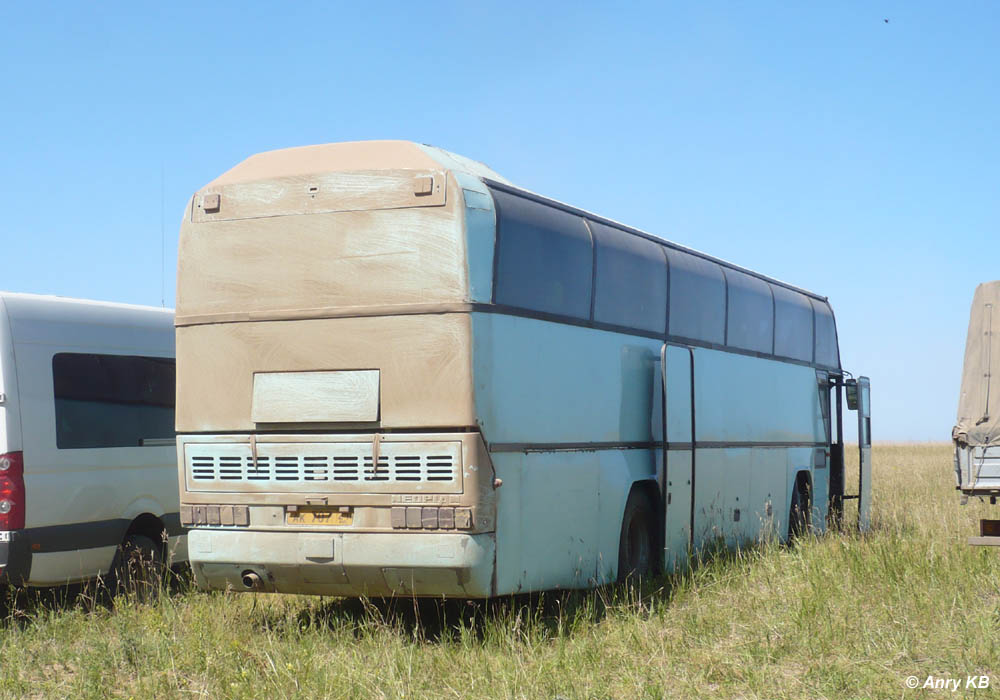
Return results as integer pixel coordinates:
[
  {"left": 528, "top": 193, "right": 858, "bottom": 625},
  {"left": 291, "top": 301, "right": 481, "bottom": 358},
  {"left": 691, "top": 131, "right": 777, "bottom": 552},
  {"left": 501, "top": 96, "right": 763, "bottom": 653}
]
[{"left": 176, "top": 141, "right": 500, "bottom": 596}]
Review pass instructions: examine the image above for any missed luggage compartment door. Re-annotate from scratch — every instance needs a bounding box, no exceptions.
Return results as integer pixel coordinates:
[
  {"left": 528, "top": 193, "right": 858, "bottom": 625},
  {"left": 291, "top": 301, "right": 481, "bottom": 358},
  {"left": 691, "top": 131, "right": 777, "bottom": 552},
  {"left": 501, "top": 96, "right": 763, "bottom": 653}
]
[{"left": 657, "top": 344, "right": 694, "bottom": 571}]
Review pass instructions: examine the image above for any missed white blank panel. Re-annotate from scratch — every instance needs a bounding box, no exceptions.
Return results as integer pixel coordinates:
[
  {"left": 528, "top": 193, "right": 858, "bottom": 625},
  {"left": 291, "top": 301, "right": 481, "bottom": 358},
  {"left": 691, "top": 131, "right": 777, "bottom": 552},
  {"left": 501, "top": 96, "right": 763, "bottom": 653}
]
[{"left": 251, "top": 370, "right": 379, "bottom": 423}]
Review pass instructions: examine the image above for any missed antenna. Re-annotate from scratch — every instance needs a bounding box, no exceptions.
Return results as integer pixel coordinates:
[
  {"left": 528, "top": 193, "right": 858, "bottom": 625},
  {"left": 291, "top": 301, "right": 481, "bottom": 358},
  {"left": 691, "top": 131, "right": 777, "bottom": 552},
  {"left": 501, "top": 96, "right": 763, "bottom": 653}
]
[{"left": 160, "top": 162, "right": 166, "bottom": 308}]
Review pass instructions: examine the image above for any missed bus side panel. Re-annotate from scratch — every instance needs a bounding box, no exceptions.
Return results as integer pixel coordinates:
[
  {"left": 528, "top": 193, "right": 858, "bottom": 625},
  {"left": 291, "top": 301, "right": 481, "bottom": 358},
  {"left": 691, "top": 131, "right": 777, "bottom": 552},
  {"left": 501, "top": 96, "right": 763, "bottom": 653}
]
[
  {"left": 492, "top": 448, "right": 655, "bottom": 594},
  {"left": 691, "top": 349, "right": 825, "bottom": 546},
  {"left": 490, "top": 452, "right": 522, "bottom": 595},
  {"left": 749, "top": 448, "right": 787, "bottom": 542},
  {"left": 473, "top": 314, "right": 660, "bottom": 593},
  {"left": 471, "top": 313, "right": 661, "bottom": 445},
  {"left": 491, "top": 451, "right": 599, "bottom": 594},
  {"left": 692, "top": 349, "right": 823, "bottom": 444},
  {"left": 692, "top": 448, "right": 750, "bottom": 550}
]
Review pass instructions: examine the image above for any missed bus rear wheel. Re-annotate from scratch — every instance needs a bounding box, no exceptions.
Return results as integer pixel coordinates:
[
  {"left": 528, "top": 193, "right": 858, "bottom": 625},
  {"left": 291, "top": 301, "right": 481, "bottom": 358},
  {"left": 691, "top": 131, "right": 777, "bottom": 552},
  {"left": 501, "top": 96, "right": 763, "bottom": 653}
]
[
  {"left": 618, "top": 489, "right": 656, "bottom": 584},
  {"left": 788, "top": 477, "right": 811, "bottom": 540}
]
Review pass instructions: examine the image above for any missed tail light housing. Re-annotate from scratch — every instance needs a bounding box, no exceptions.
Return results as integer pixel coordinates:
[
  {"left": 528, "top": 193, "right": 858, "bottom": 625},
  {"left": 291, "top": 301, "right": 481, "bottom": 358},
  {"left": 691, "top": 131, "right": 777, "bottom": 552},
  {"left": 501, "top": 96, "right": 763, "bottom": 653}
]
[{"left": 0, "top": 451, "right": 25, "bottom": 530}]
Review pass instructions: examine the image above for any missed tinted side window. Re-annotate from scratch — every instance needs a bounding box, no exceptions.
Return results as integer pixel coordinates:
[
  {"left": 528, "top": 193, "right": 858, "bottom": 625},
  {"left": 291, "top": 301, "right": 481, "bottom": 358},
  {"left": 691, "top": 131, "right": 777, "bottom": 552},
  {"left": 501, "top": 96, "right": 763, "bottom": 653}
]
[
  {"left": 726, "top": 270, "right": 773, "bottom": 353},
  {"left": 491, "top": 189, "right": 592, "bottom": 319},
  {"left": 667, "top": 249, "right": 725, "bottom": 344},
  {"left": 52, "top": 353, "right": 176, "bottom": 449},
  {"left": 813, "top": 300, "right": 840, "bottom": 368},
  {"left": 591, "top": 222, "right": 667, "bottom": 334},
  {"left": 772, "top": 285, "right": 814, "bottom": 362}
]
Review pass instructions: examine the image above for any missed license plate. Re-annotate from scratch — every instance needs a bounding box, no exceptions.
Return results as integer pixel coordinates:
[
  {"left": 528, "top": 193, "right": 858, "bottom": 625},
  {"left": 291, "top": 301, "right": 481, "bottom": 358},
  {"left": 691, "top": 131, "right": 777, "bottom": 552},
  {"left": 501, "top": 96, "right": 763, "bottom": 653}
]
[{"left": 286, "top": 507, "right": 353, "bottom": 526}]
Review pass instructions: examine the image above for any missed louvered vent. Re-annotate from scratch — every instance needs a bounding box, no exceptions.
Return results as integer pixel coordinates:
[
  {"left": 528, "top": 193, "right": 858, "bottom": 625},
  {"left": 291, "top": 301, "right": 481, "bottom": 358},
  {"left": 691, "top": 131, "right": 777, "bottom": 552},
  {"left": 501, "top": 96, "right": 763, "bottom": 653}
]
[{"left": 184, "top": 440, "right": 462, "bottom": 494}]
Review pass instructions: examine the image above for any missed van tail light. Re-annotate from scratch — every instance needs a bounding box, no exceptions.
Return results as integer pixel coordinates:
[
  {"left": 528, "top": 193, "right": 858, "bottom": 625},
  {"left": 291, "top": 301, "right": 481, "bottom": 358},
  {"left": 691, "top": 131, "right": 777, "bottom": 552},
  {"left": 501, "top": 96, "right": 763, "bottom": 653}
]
[{"left": 0, "top": 451, "right": 25, "bottom": 530}]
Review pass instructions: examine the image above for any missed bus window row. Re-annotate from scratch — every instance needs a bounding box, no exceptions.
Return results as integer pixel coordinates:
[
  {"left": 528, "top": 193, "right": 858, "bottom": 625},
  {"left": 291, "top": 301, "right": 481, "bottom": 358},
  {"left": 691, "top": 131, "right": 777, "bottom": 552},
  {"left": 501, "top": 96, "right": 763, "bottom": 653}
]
[{"left": 490, "top": 186, "right": 839, "bottom": 369}]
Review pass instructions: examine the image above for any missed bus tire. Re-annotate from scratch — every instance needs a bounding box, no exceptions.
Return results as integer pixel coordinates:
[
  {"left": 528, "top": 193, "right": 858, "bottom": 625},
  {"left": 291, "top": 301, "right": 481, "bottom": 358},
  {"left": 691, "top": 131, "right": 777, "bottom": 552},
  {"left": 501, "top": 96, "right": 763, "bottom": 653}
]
[
  {"left": 788, "top": 475, "right": 811, "bottom": 540},
  {"left": 618, "top": 488, "right": 656, "bottom": 584},
  {"left": 110, "top": 534, "right": 165, "bottom": 601}
]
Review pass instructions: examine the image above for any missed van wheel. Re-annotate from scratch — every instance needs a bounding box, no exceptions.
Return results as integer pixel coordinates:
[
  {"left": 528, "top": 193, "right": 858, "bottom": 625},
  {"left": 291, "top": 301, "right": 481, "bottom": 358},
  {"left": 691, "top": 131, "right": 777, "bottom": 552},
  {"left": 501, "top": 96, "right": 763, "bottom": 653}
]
[
  {"left": 618, "top": 489, "right": 656, "bottom": 583},
  {"left": 788, "top": 478, "right": 811, "bottom": 540},
  {"left": 110, "top": 534, "right": 165, "bottom": 601}
]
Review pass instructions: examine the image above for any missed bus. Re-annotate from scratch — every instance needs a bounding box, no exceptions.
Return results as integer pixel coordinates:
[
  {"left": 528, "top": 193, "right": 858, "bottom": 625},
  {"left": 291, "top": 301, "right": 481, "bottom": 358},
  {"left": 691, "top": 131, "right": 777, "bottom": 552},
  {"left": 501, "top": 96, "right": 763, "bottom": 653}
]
[
  {"left": 0, "top": 292, "right": 183, "bottom": 590},
  {"left": 953, "top": 281, "right": 1000, "bottom": 544},
  {"left": 175, "top": 140, "right": 870, "bottom": 597}
]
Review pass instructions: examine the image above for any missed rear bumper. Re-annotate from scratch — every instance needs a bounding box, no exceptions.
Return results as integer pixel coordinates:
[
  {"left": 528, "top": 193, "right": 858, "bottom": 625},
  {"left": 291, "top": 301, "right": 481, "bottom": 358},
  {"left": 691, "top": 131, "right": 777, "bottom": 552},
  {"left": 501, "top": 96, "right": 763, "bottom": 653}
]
[
  {"left": 188, "top": 529, "right": 495, "bottom": 598},
  {"left": 956, "top": 444, "right": 1000, "bottom": 495},
  {"left": 0, "top": 530, "right": 32, "bottom": 586}
]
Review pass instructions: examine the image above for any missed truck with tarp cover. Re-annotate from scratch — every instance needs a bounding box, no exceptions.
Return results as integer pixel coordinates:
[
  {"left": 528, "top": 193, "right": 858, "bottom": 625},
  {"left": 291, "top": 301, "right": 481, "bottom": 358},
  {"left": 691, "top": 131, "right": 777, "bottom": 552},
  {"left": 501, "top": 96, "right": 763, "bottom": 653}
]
[{"left": 954, "top": 281, "right": 1000, "bottom": 544}]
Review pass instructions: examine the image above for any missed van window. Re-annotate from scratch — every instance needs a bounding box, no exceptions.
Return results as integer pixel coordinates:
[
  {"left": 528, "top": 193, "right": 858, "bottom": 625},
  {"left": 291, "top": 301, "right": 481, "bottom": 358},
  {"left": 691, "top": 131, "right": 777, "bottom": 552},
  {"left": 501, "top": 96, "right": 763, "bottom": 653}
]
[
  {"left": 52, "top": 353, "right": 176, "bottom": 449},
  {"left": 491, "top": 188, "right": 593, "bottom": 320},
  {"left": 591, "top": 221, "right": 668, "bottom": 334}
]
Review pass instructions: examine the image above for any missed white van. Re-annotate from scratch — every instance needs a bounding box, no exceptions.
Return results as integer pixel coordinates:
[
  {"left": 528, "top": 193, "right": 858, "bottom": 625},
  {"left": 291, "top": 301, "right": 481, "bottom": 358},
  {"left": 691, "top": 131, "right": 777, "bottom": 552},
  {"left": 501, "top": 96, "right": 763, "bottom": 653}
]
[{"left": 0, "top": 292, "right": 185, "bottom": 588}]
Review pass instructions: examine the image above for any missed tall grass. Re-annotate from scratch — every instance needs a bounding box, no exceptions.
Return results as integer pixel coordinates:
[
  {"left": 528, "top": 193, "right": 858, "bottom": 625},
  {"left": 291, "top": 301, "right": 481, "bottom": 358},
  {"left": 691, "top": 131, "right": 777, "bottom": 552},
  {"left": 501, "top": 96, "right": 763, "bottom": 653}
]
[{"left": 1, "top": 444, "right": 997, "bottom": 699}]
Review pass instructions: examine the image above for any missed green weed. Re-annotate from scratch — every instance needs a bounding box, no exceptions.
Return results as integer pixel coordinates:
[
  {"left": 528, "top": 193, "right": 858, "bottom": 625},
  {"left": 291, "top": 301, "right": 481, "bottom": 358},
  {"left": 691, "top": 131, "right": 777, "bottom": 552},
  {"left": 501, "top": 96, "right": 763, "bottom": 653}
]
[{"left": 0, "top": 445, "right": 995, "bottom": 699}]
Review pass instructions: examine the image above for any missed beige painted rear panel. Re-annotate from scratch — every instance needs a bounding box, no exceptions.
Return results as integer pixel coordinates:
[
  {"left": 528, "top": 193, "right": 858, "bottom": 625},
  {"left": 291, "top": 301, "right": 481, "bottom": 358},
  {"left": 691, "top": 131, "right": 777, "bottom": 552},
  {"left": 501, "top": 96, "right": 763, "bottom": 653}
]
[
  {"left": 191, "top": 169, "right": 447, "bottom": 223},
  {"left": 176, "top": 171, "right": 466, "bottom": 323},
  {"left": 175, "top": 313, "right": 475, "bottom": 433}
]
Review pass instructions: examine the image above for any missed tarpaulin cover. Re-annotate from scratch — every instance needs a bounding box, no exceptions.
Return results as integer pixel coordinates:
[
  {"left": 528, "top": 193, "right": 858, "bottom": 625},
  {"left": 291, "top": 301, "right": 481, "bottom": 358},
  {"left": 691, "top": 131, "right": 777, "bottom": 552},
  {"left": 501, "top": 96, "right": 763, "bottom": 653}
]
[{"left": 954, "top": 281, "right": 1000, "bottom": 446}]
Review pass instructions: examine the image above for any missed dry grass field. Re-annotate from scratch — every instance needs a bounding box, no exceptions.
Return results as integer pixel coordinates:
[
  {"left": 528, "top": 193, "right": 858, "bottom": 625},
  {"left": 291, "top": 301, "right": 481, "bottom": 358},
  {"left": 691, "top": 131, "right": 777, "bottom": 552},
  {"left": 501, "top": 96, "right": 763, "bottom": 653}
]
[{"left": 2, "top": 443, "right": 999, "bottom": 699}]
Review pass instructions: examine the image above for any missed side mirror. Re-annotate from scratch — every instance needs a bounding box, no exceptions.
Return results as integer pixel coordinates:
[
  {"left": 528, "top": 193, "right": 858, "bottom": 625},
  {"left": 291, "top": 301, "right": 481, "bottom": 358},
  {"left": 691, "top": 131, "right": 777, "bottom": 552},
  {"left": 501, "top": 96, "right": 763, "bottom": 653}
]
[{"left": 845, "top": 378, "right": 858, "bottom": 411}]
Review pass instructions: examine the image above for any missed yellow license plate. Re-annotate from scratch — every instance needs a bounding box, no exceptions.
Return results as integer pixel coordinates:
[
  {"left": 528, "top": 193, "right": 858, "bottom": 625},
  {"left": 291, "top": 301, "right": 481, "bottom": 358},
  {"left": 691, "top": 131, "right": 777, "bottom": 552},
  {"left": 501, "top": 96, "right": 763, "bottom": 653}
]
[{"left": 286, "top": 507, "right": 353, "bottom": 526}]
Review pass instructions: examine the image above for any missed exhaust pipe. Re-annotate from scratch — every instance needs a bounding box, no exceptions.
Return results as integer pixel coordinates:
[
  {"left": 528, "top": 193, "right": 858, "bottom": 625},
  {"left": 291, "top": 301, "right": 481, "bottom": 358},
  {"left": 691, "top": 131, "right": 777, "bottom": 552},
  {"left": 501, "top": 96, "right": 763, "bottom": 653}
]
[{"left": 241, "top": 570, "right": 263, "bottom": 591}]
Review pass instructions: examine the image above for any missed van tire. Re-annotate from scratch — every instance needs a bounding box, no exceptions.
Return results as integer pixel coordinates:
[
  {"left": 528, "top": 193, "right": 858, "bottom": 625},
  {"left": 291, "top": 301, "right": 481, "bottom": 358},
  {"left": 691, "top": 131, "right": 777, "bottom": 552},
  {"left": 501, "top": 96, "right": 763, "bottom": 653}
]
[
  {"left": 618, "top": 488, "right": 656, "bottom": 584},
  {"left": 110, "top": 534, "right": 165, "bottom": 601}
]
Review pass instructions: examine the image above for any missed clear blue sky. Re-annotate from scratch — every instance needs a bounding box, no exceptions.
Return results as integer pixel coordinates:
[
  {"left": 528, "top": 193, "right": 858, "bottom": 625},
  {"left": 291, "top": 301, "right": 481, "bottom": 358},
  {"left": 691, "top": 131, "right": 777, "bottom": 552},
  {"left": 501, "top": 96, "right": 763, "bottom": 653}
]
[{"left": 1, "top": 2, "right": 996, "bottom": 440}]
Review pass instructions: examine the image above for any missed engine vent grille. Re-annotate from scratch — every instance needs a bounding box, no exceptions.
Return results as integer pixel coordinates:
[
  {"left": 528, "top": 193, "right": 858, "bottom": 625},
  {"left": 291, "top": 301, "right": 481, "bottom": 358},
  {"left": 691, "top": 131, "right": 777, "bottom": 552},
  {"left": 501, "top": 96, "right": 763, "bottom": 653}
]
[{"left": 184, "top": 440, "right": 462, "bottom": 494}]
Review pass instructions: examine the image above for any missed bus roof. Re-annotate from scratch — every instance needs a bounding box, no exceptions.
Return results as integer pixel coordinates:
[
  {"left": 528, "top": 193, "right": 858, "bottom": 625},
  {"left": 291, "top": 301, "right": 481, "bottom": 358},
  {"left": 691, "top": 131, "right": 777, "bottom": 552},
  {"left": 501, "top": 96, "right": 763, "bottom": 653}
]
[
  {"left": 205, "top": 140, "right": 510, "bottom": 188},
  {"left": 200, "top": 139, "right": 829, "bottom": 303}
]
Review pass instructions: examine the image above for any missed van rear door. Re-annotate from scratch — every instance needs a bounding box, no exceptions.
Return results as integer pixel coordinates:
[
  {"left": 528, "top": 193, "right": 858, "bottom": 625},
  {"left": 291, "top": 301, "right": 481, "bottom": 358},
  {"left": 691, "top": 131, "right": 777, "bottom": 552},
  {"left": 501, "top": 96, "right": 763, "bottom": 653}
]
[{"left": 0, "top": 296, "right": 22, "bottom": 458}]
